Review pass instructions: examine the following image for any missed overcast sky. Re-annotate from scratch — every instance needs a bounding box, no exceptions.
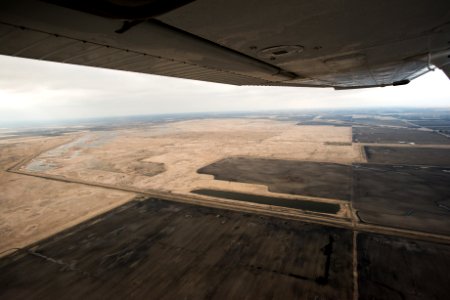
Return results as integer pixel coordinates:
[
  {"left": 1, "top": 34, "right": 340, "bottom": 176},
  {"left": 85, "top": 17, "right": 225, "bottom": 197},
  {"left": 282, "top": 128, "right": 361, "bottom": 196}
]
[{"left": 0, "top": 54, "right": 449, "bottom": 124}]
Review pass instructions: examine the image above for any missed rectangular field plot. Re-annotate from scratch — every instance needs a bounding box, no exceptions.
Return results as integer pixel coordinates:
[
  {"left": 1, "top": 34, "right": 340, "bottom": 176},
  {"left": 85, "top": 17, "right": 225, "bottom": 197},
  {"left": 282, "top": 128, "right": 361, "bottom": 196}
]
[
  {"left": 364, "top": 146, "right": 450, "bottom": 166},
  {"left": 198, "top": 157, "right": 352, "bottom": 200},
  {"left": 0, "top": 198, "right": 353, "bottom": 299},
  {"left": 424, "top": 126, "right": 450, "bottom": 133},
  {"left": 357, "top": 233, "right": 450, "bottom": 300},
  {"left": 191, "top": 189, "right": 341, "bottom": 214},
  {"left": 352, "top": 117, "right": 413, "bottom": 127},
  {"left": 352, "top": 126, "right": 450, "bottom": 144},
  {"left": 353, "top": 164, "right": 450, "bottom": 235},
  {"left": 408, "top": 119, "right": 450, "bottom": 127},
  {"left": 297, "top": 121, "right": 352, "bottom": 126}
]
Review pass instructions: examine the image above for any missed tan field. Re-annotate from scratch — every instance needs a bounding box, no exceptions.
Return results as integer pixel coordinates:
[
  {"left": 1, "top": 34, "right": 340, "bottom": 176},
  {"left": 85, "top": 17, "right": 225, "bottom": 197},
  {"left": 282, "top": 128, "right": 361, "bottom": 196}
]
[
  {"left": 19, "top": 119, "right": 363, "bottom": 195},
  {"left": 0, "top": 119, "right": 363, "bottom": 255},
  {"left": 0, "top": 134, "right": 136, "bottom": 256}
]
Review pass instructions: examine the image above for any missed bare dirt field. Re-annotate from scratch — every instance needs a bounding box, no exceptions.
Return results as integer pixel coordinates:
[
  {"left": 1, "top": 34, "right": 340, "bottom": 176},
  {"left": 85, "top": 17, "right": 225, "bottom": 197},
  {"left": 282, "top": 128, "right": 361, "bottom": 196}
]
[
  {"left": 353, "top": 126, "right": 450, "bottom": 144},
  {"left": 353, "top": 164, "right": 450, "bottom": 235},
  {"left": 358, "top": 232, "right": 450, "bottom": 300},
  {"left": 364, "top": 146, "right": 450, "bottom": 166},
  {"left": 191, "top": 189, "right": 341, "bottom": 214},
  {"left": 351, "top": 117, "right": 414, "bottom": 127},
  {"left": 0, "top": 198, "right": 354, "bottom": 300},
  {"left": 198, "top": 157, "right": 352, "bottom": 200}
]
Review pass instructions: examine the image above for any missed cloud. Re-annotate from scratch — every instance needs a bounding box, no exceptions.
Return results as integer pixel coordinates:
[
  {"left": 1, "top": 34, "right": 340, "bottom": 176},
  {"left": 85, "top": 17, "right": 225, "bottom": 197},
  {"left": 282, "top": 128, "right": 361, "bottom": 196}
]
[{"left": 0, "top": 54, "right": 449, "bottom": 123}]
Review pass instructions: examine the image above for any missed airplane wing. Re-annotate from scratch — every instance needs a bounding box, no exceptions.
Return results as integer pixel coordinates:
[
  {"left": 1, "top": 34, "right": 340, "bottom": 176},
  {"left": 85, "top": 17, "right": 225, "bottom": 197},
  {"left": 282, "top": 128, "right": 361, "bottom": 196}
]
[{"left": 0, "top": 0, "right": 449, "bottom": 89}]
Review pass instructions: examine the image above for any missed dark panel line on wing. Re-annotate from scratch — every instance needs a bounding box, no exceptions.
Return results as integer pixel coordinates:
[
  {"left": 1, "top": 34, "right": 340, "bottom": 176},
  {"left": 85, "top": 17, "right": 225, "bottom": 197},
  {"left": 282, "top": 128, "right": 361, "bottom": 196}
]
[
  {"left": 37, "top": 40, "right": 79, "bottom": 60},
  {"left": 62, "top": 45, "right": 104, "bottom": 63},
  {"left": 12, "top": 35, "right": 52, "bottom": 56}
]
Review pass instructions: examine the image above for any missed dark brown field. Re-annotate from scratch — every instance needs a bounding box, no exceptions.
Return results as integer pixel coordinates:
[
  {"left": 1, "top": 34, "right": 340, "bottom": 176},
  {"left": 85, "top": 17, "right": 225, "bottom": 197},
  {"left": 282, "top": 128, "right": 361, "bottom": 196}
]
[
  {"left": 198, "top": 157, "right": 352, "bottom": 200},
  {"left": 408, "top": 119, "right": 450, "bottom": 127},
  {"left": 191, "top": 189, "right": 341, "bottom": 214},
  {"left": 358, "top": 233, "right": 450, "bottom": 300},
  {"left": 0, "top": 198, "right": 353, "bottom": 300},
  {"left": 353, "top": 164, "right": 450, "bottom": 235},
  {"left": 351, "top": 117, "right": 414, "bottom": 127},
  {"left": 353, "top": 126, "right": 450, "bottom": 144},
  {"left": 364, "top": 146, "right": 450, "bottom": 166}
]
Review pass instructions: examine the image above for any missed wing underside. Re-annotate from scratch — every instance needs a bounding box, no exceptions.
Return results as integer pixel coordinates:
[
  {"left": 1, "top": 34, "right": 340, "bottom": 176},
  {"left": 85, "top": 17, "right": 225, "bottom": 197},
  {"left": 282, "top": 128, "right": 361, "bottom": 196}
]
[{"left": 0, "top": 0, "right": 449, "bottom": 89}]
